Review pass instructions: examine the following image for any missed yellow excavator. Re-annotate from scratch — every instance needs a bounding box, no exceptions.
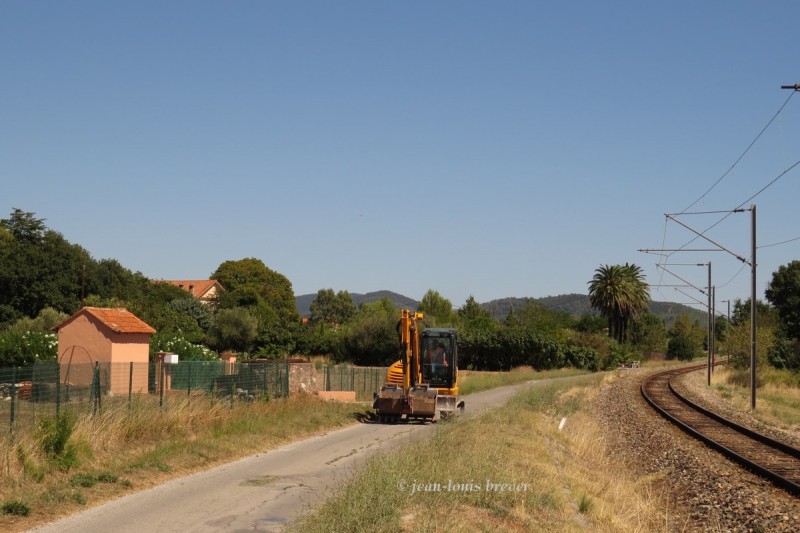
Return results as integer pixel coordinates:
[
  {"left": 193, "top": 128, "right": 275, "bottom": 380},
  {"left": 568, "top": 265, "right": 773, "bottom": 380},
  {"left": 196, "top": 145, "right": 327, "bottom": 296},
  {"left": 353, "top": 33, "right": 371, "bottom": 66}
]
[{"left": 373, "top": 309, "right": 465, "bottom": 423}]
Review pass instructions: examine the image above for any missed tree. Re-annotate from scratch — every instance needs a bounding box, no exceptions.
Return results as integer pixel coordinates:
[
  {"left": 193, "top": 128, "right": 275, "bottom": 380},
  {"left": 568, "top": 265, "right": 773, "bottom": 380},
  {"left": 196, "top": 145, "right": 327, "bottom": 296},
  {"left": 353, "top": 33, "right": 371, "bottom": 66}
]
[
  {"left": 667, "top": 334, "right": 697, "bottom": 361},
  {"left": 630, "top": 312, "right": 667, "bottom": 356},
  {"left": 0, "top": 208, "right": 47, "bottom": 244},
  {"left": 516, "top": 300, "right": 574, "bottom": 335},
  {"left": 309, "top": 288, "right": 356, "bottom": 325},
  {"left": 724, "top": 320, "right": 774, "bottom": 371},
  {"left": 730, "top": 298, "right": 778, "bottom": 329},
  {"left": 765, "top": 260, "right": 800, "bottom": 339},
  {"left": 344, "top": 297, "right": 400, "bottom": 366},
  {"left": 588, "top": 263, "right": 650, "bottom": 343},
  {"left": 211, "top": 258, "right": 298, "bottom": 322},
  {"left": 417, "top": 289, "right": 454, "bottom": 326},
  {"left": 206, "top": 307, "right": 259, "bottom": 353},
  {"left": 0, "top": 213, "right": 92, "bottom": 318},
  {"left": 457, "top": 295, "right": 497, "bottom": 332}
]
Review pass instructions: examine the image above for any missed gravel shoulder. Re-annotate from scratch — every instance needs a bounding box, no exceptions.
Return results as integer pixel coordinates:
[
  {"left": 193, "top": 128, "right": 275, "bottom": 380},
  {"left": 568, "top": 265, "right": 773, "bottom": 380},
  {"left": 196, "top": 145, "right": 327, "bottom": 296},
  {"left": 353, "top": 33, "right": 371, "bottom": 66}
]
[{"left": 594, "top": 367, "right": 800, "bottom": 532}]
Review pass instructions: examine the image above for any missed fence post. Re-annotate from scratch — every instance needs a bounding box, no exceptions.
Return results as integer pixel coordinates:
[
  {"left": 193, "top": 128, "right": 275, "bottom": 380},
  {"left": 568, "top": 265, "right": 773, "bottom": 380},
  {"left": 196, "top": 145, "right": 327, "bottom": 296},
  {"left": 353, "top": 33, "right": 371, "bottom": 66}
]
[
  {"left": 55, "top": 362, "right": 61, "bottom": 419},
  {"left": 187, "top": 362, "right": 192, "bottom": 399},
  {"left": 129, "top": 361, "right": 133, "bottom": 412},
  {"left": 92, "top": 362, "right": 100, "bottom": 415},
  {"left": 9, "top": 367, "right": 16, "bottom": 434},
  {"left": 285, "top": 359, "right": 290, "bottom": 397},
  {"left": 263, "top": 362, "right": 268, "bottom": 398},
  {"left": 159, "top": 360, "right": 164, "bottom": 408}
]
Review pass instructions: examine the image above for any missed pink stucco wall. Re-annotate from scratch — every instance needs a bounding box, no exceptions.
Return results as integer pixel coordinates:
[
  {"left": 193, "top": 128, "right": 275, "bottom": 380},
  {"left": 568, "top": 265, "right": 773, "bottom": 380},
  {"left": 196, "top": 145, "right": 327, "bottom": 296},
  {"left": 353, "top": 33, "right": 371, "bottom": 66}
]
[{"left": 57, "top": 313, "right": 150, "bottom": 394}]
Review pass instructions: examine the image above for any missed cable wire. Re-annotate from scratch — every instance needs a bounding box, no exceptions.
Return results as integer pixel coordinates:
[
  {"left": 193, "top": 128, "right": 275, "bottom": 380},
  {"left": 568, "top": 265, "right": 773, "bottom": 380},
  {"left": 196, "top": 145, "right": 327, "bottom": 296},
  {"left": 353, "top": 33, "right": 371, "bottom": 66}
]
[{"left": 680, "top": 91, "right": 796, "bottom": 214}]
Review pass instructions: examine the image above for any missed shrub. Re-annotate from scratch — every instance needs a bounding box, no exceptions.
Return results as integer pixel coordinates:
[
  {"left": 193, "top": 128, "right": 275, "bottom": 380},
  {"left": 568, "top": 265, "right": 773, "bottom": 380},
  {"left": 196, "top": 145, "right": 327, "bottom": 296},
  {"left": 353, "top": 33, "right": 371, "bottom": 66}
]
[
  {"left": 1, "top": 500, "right": 31, "bottom": 516},
  {"left": 667, "top": 334, "right": 697, "bottom": 361},
  {"left": 38, "top": 412, "right": 81, "bottom": 471}
]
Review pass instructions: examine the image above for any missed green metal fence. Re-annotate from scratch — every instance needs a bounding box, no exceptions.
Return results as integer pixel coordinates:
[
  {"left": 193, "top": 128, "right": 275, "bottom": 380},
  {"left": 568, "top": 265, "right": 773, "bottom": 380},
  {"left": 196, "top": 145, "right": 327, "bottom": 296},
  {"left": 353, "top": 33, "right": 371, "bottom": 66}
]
[
  {"left": 322, "top": 365, "right": 387, "bottom": 401},
  {"left": 0, "top": 360, "right": 291, "bottom": 437}
]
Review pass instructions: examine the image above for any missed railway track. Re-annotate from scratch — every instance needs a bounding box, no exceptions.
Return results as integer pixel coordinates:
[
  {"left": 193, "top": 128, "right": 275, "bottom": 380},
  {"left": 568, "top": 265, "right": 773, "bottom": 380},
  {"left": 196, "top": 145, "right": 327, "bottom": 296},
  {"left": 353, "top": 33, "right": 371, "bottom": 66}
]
[{"left": 641, "top": 364, "right": 800, "bottom": 496}]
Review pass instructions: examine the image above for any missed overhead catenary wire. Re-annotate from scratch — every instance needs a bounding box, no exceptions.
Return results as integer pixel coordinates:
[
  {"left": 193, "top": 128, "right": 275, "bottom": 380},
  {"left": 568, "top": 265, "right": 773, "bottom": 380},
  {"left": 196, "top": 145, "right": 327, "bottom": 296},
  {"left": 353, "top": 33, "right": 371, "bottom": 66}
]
[{"left": 680, "top": 91, "right": 796, "bottom": 214}]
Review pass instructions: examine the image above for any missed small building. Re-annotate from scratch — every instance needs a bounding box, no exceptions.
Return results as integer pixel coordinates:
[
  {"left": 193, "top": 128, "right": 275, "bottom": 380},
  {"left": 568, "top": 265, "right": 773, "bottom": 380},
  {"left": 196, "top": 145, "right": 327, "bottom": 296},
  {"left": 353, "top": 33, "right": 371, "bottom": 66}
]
[
  {"left": 159, "top": 279, "right": 224, "bottom": 304},
  {"left": 52, "top": 307, "right": 156, "bottom": 395}
]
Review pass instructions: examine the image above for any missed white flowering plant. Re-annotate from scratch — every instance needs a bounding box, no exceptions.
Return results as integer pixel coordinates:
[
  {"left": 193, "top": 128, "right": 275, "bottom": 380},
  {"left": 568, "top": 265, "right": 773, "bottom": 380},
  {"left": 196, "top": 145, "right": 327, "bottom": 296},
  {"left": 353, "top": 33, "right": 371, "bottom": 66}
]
[
  {"left": 0, "top": 330, "right": 58, "bottom": 367},
  {"left": 150, "top": 331, "right": 219, "bottom": 362}
]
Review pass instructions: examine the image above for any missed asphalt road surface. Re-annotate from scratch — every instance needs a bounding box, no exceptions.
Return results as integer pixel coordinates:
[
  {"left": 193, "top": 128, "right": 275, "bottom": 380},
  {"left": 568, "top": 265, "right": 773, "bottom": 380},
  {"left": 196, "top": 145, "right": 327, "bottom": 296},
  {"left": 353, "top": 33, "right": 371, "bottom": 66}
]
[{"left": 28, "top": 378, "right": 560, "bottom": 533}]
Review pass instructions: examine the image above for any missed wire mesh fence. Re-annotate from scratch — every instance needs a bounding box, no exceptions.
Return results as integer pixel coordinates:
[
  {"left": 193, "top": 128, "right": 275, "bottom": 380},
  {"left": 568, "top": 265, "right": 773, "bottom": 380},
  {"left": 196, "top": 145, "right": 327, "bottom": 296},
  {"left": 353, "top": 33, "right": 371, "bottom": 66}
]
[
  {"left": 320, "top": 365, "right": 387, "bottom": 401},
  {"left": 0, "top": 360, "right": 390, "bottom": 436},
  {"left": 0, "top": 360, "right": 292, "bottom": 437}
]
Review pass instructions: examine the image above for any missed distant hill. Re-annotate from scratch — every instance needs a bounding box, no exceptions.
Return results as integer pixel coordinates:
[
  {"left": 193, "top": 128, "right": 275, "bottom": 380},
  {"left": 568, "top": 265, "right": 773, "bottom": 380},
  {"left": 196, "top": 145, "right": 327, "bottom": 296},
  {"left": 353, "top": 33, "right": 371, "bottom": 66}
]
[
  {"left": 295, "top": 291, "right": 706, "bottom": 328},
  {"left": 295, "top": 290, "right": 419, "bottom": 317},
  {"left": 482, "top": 293, "right": 707, "bottom": 328}
]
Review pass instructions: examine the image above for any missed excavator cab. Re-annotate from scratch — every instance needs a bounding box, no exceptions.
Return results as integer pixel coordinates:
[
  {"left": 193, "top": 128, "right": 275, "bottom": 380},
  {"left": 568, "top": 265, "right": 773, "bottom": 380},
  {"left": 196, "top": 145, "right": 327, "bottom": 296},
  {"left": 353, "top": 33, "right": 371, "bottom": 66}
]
[
  {"left": 420, "top": 330, "right": 456, "bottom": 389},
  {"left": 420, "top": 328, "right": 464, "bottom": 418}
]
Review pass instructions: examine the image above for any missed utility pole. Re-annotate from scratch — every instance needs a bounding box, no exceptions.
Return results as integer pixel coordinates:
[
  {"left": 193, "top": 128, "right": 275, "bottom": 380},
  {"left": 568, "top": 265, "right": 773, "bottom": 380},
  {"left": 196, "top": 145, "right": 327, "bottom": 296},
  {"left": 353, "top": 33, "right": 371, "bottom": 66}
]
[{"left": 750, "top": 205, "right": 757, "bottom": 411}]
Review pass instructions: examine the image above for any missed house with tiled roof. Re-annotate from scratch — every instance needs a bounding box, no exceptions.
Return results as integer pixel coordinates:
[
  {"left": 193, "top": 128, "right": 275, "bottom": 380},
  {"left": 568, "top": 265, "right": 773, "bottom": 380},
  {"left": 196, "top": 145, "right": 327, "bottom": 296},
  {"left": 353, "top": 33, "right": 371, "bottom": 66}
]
[
  {"left": 52, "top": 307, "right": 156, "bottom": 394},
  {"left": 160, "top": 279, "right": 223, "bottom": 303}
]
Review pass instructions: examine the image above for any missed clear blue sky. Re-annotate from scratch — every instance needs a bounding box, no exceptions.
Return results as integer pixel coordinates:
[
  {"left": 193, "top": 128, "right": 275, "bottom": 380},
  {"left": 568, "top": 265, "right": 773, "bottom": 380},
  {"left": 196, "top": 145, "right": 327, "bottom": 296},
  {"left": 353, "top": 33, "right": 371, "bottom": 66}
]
[{"left": 2, "top": 1, "right": 799, "bottom": 310}]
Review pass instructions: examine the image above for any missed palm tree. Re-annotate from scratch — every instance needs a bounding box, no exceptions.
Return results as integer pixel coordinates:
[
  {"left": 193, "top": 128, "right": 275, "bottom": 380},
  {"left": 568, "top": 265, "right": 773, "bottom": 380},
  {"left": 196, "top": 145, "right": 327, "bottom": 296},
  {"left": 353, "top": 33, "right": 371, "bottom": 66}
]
[{"left": 588, "top": 263, "right": 650, "bottom": 343}]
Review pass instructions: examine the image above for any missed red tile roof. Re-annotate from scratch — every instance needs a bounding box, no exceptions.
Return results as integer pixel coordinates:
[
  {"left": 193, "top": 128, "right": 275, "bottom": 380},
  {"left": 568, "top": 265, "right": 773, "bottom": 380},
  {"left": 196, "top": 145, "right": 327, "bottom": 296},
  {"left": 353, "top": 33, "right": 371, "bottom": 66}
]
[
  {"left": 53, "top": 307, "right": 156, "bottom": 334},
  {"left": 159, "top": 279, "right": 222, "bottom": 299}
]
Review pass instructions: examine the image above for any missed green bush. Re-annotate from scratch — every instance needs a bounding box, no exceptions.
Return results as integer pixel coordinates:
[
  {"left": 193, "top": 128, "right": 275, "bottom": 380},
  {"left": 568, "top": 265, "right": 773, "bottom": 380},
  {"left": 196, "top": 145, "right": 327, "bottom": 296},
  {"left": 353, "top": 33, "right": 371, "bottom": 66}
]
[
  {"left": 667, "top": 334, "right": 697, "bottom": 361},
  {"left": 38, "top": 412, "right": 81, "bottom": 471},
  {"left": 0, "top": 330, "right": 58, "bottom": 366},
  {"left": 1, "top": 500, "right": 31, "bottom": 516}
]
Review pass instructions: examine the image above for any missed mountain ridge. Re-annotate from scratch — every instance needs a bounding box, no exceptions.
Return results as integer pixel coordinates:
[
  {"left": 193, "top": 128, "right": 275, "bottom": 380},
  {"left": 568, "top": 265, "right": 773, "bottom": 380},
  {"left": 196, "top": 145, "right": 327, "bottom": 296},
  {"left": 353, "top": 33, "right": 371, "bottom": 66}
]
[{"left": 295, "top": 291, "right": 706, "bottom": 327}]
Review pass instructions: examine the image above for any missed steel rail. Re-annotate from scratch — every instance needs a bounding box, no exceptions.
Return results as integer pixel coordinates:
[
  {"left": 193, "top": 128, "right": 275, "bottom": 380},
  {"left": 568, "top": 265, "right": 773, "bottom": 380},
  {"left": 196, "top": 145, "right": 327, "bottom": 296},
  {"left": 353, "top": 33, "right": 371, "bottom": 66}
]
[{"left": 641, "top": 364, "right": 800, "bottom": 496}]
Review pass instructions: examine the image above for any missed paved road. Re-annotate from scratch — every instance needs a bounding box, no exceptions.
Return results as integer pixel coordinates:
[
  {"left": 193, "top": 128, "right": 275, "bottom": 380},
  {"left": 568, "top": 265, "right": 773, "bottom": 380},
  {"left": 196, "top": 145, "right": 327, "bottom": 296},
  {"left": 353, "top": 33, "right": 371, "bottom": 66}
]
[{"left": 28, "top": 378, "right": 557, "bottom": 533}]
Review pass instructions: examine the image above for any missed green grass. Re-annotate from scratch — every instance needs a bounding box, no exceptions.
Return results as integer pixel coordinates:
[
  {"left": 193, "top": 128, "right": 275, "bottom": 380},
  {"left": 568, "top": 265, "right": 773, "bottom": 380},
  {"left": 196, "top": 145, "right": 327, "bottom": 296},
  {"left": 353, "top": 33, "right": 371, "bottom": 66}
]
[{"left": 459, "top": 367, "right": 590, "bottom": 395}]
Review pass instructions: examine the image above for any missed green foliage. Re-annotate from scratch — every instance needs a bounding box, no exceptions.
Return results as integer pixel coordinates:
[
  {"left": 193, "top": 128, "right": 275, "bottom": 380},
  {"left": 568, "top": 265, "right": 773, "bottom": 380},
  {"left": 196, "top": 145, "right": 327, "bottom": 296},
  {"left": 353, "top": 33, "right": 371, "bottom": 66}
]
[
  {"left": 588, "top": 263, "right": 650, "bottom": 343},
  {"left": 630, "top": 312, "right": 667, "bottom": 355},
  {"left": 69, "top": 472, "right": 99, "bottom": 488},
  {"left": 765, "top": 260, "right": 800, "bottom": 339},
  {"left": 151, "top": 331, "right": 219, "bottom": 361},
  {"left": 206, "top": 307, "right": 259, "bottom": 353},
  {"left": 458, "top": 326, "right": 600, "bottom": 371},
  {"left": 1, "top": 208, "right": 47, "bottom": 244},
  {"left": 417, "top": 289, "right": 455, "bottom": 326},
  {"left": 767, "top": 334, "right": 800, "bottom": 371},
  {"left": 4, "top": 307, "right": 68, "bottom": 334},
  {"left": 212, "top": 258, "right": 298, "bottom": 323},
  {"left": 254, "top": 318, "right": 300, "bottom": 358},
  {"left": 0, "top": 330, "right": 58, "bottom": 366},
  {"left": 67, "top": 471, "right": 118, "bottom": 488},
  {"left": 1, "top": 500, "right": 31, "bottom": 516},
  {"left": 38, "top": 412, "right": 81, "bottom": 472},
  {"left": 341, "top": 297, "right": 399, "bottom": 366},
  {"left": 309, "top": 288, "right": 356, "bottom": 325},
  {"left": 515, "top": 300, "right": 575, "bottom": 335},
  {"left": 730, "top": 298, "right": 779, "bottom": 328},
  {"left": 575, "top": 313, "right": 606, "bottom": 333},
  {"left": 724, "top": 321, "right": 773, "bottom": 371},
  {"left": 456, "top": 295, "right": 498, "bottom": 333},
  {"left": 667, "top": 335, "right": 697, "bottom": 361},
  {"left": 296, "top": 322, "right": 347, "bottom": 359}
]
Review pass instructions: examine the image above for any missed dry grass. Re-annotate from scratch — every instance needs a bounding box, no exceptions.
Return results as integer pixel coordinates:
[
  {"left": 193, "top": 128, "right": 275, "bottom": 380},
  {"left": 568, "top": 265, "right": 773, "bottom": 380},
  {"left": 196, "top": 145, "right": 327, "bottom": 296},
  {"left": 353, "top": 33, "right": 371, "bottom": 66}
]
[
  {"left": 292, "top": 374, "right": 669, "bottom": 533},
  {"left": 712, "top": 366, "right": 800, "bottom": 428},
  {"left": 0, "top": 394, "right": 370, "bottom": 531}
]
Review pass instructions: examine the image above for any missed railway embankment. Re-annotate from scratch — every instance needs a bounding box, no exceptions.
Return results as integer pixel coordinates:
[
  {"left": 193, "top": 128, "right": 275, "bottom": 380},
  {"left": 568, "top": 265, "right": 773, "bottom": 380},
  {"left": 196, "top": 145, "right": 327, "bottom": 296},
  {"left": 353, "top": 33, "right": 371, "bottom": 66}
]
[{"left": 595, "top": 367, "right": 799, "bottom": 532}]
